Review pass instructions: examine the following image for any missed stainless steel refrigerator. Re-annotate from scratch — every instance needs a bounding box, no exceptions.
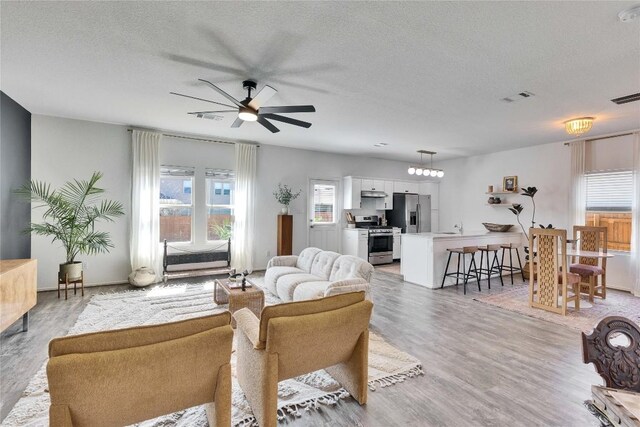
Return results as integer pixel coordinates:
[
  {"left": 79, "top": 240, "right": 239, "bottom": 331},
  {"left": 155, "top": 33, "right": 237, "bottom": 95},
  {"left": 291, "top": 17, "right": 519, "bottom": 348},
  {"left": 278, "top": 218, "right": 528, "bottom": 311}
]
[{"left": 387, "top": 193, "right": 431, "bottom": 233}]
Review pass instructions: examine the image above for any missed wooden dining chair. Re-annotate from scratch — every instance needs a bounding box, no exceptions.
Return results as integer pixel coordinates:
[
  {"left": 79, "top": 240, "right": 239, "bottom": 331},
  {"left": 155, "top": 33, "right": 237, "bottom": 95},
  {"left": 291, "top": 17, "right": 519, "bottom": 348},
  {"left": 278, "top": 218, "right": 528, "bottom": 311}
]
[
  {"left": 571, "top": 226, "right": 608, "bottom": 302},
  {"left": 529, "top": 228, "right": 581, "bottom": 316}
]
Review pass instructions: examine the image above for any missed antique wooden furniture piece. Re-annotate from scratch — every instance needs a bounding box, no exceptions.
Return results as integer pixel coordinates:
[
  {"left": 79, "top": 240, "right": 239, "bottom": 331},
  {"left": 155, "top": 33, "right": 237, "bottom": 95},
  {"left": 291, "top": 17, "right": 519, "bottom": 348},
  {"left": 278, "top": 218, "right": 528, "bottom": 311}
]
[
  {"left": 233, "top": 291, "right": 373, "bottom": 427},
  {"left": 214, "top": 277, "right": 264, "bottom": 328},
  {"left": 441, "top": 246, "right": 481, "bottom": 294},
  {"left": 57, "top": 272, "right": 84, "bottom": 300},
  {"left": 589, "top": 386, "right": 640, "bottom": 427},
  {"left": 582, "top": 316, "right": 640, "bottom": 392},
  {"left": 0, "top": 259, "right": 37, "bottom": 333},
  {"left": 583, "top": 316, "right": 640, "bottom": 426},
  {"left": 277, "top": 214, "right": 293, "bottom": 256},
  {"left": 528, "top": 228, "right": 580, "bottom": 316},
  {"left": 571, "top": 225, "right": 608, "bottom": 302},
  {"left": 162, "top": 238, "right": 231, "bottom": 282},
  {"left": 47, "top": 313, "right": 233, "bottom": 427}
]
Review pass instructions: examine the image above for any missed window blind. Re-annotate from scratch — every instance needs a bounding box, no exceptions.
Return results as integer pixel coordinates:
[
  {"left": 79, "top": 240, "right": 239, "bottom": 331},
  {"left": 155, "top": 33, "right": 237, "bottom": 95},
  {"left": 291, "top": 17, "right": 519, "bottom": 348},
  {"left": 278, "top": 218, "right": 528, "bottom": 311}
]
[
  {"left": 586, "top": 170, "right": 632, "bottom": 211},
  {"left": 161, "top": 166, "right": 195, "bottom": 176}
]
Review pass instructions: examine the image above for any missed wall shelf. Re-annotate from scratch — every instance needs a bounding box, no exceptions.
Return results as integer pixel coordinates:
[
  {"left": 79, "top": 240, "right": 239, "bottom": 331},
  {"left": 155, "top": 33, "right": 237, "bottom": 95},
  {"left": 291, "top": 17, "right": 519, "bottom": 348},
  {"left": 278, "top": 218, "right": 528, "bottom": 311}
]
[
  {"left": 486, "top": 203, "right": 516, "bottom": 207},
  {"left": 485, "top": 191, "right": 519, "bottom": 195}
]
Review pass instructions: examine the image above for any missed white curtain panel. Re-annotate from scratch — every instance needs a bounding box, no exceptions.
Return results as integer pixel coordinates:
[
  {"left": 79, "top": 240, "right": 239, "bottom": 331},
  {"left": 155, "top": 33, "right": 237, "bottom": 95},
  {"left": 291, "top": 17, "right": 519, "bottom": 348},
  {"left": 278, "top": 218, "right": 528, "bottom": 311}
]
[
  {"left": 631, "top": 132, "right": 640, "bottom": 296},
  {"left": 569, "top": 140, "right": 586, "bottom": 228},
  {"left": 130, "top": 130, "right": 162, "bottom": 280},
  {"left": 232, "top": 143, "right": 257, "bottom": 272}
]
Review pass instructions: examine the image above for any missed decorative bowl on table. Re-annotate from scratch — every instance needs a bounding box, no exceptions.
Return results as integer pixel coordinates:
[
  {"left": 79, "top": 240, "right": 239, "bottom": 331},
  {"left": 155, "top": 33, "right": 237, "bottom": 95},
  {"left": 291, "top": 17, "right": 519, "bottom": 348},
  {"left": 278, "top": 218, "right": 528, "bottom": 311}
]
[{"left": 482, "top": 223, "right": 514, "bottom": 232}]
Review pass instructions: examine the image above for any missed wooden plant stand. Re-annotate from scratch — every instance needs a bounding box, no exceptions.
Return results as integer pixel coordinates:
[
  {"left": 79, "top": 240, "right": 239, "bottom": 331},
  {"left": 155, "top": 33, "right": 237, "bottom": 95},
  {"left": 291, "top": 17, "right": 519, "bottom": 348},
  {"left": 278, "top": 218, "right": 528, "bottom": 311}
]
[{"left": 58, "top": 271, "right": 84, "bottom": 300}]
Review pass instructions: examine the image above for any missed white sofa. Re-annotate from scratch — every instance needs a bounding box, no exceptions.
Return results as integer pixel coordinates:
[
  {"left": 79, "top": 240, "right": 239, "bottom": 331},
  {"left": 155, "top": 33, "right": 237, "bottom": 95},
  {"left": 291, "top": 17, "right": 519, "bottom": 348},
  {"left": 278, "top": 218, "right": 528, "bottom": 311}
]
[{"left": 264, "top": 247, "right": 374, "bottom": 302}]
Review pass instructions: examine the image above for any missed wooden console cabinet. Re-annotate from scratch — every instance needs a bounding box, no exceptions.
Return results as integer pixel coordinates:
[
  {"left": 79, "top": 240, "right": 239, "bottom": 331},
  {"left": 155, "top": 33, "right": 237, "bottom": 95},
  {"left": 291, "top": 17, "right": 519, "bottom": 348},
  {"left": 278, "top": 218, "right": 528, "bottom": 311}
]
[
  {"left": 1, "top": 259, "right": 37, "bottom": 332},
  {"left": 277, "top": 215, "right": 293, "bottom": 256}
]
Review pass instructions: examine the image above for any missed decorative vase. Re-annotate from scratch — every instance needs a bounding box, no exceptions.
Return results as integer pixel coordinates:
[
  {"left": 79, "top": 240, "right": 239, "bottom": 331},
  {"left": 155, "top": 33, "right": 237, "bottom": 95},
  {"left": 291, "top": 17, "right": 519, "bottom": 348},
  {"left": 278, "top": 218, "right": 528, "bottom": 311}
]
[
  {"left": 128, "top": 267, "right": 156, "bottom": 287},
  {"left": 488, "top": 197, "right": 495, "bottom": 204},
  {"left": 488, "top": 185, "right": 494, "bottom": 193},
  {"left": 59, "top": 261, "right": 82, "bottom": 281},
  {"left": 280, "top": 206, "right": 289, "bottom": 215},
  {"left": 494, "top": 197, "right": 501, "bottom": 204}
]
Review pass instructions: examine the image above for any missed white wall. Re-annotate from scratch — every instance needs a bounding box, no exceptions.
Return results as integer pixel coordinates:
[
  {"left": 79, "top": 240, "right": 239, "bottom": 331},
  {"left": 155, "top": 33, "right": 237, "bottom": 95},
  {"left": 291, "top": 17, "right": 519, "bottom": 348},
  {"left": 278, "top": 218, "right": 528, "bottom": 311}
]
[
  {"left": 436, "top": 136, "right": 635, "bottom": 292},
  {"left": 31, "top": 115, "right": 131, "bottom": 290},
  {"left": 30, "top": 115, "right": 426, "bottom": 287},
  {"left": 253, "top": 145, "right": 426, "bottom": 268}
]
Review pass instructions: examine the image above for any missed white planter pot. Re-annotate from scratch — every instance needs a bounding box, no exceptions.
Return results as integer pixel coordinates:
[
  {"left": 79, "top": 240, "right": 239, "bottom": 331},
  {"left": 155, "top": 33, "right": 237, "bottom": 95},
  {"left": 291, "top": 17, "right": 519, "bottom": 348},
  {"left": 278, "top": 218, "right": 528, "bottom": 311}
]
[
  {"left": 280, "top": 206, "right": 289, "bottom": 215},
  {"left": 59, "top": 262, "right": 82, "bottom": 281}
]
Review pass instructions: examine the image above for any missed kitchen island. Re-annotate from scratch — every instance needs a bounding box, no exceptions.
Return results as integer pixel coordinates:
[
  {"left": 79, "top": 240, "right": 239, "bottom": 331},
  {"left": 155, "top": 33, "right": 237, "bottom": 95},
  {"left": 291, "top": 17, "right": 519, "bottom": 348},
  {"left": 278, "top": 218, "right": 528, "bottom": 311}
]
[{"left": 401, "top": 231, "right": 525, "bottom": 288}]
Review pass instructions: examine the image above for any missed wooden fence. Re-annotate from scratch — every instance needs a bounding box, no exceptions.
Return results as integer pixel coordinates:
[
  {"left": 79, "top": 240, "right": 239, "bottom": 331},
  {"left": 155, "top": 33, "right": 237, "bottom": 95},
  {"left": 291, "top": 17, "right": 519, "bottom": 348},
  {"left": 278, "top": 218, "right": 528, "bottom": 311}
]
[
  {"left": 160, "top": 214, "right": 233, "bottom": 242},
  {"left": 585, "top": 212, "right": 631, "bottom": 251}
]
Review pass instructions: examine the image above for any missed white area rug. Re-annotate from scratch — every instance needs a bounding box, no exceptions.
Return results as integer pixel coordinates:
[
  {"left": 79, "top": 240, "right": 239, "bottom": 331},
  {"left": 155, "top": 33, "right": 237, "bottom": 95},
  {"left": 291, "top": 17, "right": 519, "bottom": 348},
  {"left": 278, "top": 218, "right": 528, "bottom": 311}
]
[{"left": 2, "top": 279, "right": 423, "bottom": 427}]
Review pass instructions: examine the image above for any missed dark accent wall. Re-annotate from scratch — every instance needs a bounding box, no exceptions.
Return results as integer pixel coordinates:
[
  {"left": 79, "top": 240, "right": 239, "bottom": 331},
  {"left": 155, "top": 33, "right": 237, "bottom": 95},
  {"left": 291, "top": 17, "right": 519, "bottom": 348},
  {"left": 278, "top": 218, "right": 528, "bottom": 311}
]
[{"left": 1, "top": 91, "right": 31, "bottom": 259}]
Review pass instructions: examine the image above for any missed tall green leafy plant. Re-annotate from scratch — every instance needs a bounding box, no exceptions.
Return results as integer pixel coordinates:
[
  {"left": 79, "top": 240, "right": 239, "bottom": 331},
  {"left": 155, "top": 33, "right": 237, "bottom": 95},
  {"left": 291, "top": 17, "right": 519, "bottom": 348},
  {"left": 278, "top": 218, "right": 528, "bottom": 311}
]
[
  {"left": 16, "top": 171, "right": 124, "bottom": 264},
  {"left": 273, "top": 183, "right": 301, "bottom": 207}
]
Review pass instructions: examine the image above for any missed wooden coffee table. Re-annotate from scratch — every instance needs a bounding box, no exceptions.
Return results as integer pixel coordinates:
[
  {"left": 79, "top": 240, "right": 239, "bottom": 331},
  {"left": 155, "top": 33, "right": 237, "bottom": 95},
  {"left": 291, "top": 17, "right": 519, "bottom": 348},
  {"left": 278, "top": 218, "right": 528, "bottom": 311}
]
[{"left": 214, "top": 278, "right": 264, "bottom": 328}]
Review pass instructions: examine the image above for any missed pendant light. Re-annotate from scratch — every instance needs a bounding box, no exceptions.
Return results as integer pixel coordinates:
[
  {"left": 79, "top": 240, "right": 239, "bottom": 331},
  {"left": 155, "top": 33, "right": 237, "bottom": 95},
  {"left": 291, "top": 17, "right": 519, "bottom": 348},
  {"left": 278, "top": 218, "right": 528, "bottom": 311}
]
[{"left": 407, "top": 150, "right": 444, "bottom": 178}]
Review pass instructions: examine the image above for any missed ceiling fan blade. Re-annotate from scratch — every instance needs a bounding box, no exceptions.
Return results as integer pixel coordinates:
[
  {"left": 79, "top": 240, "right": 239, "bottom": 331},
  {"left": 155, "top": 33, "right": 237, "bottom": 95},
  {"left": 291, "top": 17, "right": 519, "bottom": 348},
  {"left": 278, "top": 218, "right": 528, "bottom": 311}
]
[
  {"left": 198, "top": 79, "right": 243, "bottom": 107},
  {"left": 231, "top": 117, "right": 244, "bottom": 128},
  {"left": 187, "top": 110, "right": 237, "bottom": 114},
  {"left": 170, "top": 92, "right": 236, "bottom": 109},
  {"left": 258, "top": 105, "right": 315, "bottom": 114},
  {"left": 257, "top": 116, "right": 280, "bottom": 133},
  {"left": 248, "top": 85, "right": 277, "bottom": 110},
  {"left": 260, "top": 113, "right": 312, "bottom": 128}
]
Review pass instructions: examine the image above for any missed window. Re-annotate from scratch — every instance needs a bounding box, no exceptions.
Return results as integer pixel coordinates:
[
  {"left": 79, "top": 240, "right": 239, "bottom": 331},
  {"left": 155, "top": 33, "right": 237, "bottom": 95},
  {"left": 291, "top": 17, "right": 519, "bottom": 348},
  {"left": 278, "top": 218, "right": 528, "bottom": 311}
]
[
  {"left": 159, "top": 167, "right": 195, "bottom": 243},
  {"left": 585, "top": 170, "right": 632, "bottom": 251},
  {"left": 207, "top": 169, "right": 235, "bottom": 241},
  {"left": 312, "top": 183, "right": 336, "bottom": 224}
]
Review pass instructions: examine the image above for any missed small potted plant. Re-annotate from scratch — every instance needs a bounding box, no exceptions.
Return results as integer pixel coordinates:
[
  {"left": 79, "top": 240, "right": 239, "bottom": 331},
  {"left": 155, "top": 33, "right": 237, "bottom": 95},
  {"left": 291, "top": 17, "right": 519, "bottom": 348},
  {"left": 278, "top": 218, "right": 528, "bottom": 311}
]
[
  {"left": 17, "top": 171, "right": 124, "bottom": 281},
  {"left": 273, "top": 183, "right": 301, "bottom": 215}
]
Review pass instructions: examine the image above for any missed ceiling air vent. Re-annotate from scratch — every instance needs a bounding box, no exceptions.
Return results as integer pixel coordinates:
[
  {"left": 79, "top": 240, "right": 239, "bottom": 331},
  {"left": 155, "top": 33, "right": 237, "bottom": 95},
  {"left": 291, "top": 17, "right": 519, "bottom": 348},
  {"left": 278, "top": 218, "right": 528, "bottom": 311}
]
[
  {"left": 501, "top": 91, "right": 535, "bottom": 103},
  {"left": 611, "top": 92, "right": 640, "bottom": 105}
]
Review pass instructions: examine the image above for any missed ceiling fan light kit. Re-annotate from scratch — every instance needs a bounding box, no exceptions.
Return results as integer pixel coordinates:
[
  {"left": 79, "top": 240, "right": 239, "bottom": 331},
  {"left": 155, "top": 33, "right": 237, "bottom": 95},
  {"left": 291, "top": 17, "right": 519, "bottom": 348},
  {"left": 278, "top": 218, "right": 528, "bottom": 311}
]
[
  {"left": 171, "top": 79, "right": 316, "bottom": 133},
  {"left": 564, "top": 117, "right": 594, "bottom": 137},
  {"left": 407, "top": 150, "right": 443, "bottom": 178}
]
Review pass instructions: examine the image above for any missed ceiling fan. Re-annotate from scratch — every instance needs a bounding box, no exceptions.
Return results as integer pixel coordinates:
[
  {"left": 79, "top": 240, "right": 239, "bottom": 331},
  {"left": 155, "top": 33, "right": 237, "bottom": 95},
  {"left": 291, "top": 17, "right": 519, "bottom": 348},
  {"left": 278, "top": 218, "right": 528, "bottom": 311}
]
[{"left": 170, "top": 79, "right": 315, "bottom": 133}]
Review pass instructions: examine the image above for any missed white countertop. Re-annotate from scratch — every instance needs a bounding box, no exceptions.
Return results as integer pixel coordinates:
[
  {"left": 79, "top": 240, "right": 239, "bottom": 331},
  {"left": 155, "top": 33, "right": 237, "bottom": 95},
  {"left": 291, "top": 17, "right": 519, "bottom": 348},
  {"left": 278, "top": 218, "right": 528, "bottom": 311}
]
[{"left": 403, "top": 230, "right": 523, "bottom": 239}]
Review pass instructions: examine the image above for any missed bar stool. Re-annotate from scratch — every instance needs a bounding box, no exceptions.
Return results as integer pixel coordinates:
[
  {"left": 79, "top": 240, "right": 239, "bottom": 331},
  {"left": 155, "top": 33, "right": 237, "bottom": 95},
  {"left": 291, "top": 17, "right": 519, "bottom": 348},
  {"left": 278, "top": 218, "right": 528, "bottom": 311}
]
[
  {"left": 500, "top": 243, "right": 525, "bottom": 285},
  {"left": 477, "top": 244, "right": 504, "bottom": 289},
  {"left": 441, "top": 246, "right": 480, "bottom": 295}
]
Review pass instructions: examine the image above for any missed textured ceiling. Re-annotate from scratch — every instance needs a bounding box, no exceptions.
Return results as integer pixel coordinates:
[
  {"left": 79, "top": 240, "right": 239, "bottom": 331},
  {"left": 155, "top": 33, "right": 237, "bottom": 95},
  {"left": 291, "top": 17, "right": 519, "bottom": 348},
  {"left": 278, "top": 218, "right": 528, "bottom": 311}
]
[{"left": 1, "top": 1, "right": 639, "bottom": 161}]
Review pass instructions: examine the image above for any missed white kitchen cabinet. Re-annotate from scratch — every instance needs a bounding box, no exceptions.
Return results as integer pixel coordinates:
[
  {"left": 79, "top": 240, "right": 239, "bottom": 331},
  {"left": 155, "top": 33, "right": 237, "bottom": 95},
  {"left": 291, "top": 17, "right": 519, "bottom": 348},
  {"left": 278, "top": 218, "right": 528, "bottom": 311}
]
[
  {"left": 384, "top": 180, "right": 394, "bottom": 209},
  {"left": 394, "top": 181, "right": 419, "bottom": 194},
  {"left": 361, "top": 179, "right": 385, "bottom": 191},
  {"left": 342, "top": 228, "right": 368, "bottom": 261},
  {"left": 392, "top": 227, "right": 401, "bottom": 260},
  {"left": 375, "top": 180, "right": 395, "bottom": 210},
  {"left": 431, "top": 210, "right": 439, "bottom": 232},
  {"left": 419, "top": 182, "right": 440, "bottom": 210},
  {"left": 343, "top": 176, "right": 362, "bottom": 209}
]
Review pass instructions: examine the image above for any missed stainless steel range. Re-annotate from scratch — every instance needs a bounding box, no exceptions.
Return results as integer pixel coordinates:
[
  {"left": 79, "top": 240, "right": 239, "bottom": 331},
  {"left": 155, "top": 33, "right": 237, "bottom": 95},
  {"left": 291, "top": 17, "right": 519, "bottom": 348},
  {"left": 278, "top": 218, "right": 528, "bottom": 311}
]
[{"left": 354, "top": 215, "right": 393, "bottom": 265}]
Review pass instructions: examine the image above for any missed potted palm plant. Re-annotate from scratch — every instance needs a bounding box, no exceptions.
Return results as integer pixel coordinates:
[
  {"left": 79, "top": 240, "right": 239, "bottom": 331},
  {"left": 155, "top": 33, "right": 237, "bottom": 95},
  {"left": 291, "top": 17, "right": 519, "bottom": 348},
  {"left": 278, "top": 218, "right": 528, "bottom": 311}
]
[{"left": 17, "top": 171, "right": 124, "bottom": 281}]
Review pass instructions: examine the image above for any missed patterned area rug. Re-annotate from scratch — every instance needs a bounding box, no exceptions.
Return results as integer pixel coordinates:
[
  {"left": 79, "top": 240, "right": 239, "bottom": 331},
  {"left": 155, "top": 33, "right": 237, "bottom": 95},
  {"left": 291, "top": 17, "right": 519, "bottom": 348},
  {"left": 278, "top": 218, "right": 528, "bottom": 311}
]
[
  {"left": 2, "top": 279, "right": 423, "bottom": 427},
  {"left": 474, "top": 284, "right": 640, "bottom": 331}
]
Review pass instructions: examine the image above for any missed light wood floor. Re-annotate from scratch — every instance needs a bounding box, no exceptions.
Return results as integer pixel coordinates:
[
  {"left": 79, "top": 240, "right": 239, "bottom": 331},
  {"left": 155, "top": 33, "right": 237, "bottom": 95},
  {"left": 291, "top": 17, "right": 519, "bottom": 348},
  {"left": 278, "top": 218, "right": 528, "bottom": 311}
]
[{"left": 1, "top": 270, "right": 602, "bottom": 426}]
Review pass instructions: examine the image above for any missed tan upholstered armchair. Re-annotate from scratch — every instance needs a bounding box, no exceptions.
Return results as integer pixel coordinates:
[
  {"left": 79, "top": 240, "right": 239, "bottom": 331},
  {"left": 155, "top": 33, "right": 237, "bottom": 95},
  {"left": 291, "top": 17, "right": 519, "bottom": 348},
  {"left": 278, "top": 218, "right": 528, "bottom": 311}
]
[
  {"left": 46, "top": 313, "right": 233, "bottom": 427},
  {"left": 233, "top": 292, "right": 373, "bottom": 427}
]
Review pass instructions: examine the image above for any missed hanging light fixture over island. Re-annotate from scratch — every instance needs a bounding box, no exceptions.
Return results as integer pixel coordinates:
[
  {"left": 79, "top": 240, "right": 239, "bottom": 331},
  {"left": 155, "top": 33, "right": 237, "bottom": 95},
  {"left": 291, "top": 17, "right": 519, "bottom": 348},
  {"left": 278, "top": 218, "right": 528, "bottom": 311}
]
[{"left": 407, "top": 150, "right": 444, "bottom": 178}]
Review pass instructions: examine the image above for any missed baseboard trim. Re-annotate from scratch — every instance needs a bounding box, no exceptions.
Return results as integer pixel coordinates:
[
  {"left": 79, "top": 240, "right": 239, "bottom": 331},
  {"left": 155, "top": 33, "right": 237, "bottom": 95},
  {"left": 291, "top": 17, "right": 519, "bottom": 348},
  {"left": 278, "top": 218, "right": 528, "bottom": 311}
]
[{"left": 38, "top": 280, "right": 129, "bottom": 292}]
